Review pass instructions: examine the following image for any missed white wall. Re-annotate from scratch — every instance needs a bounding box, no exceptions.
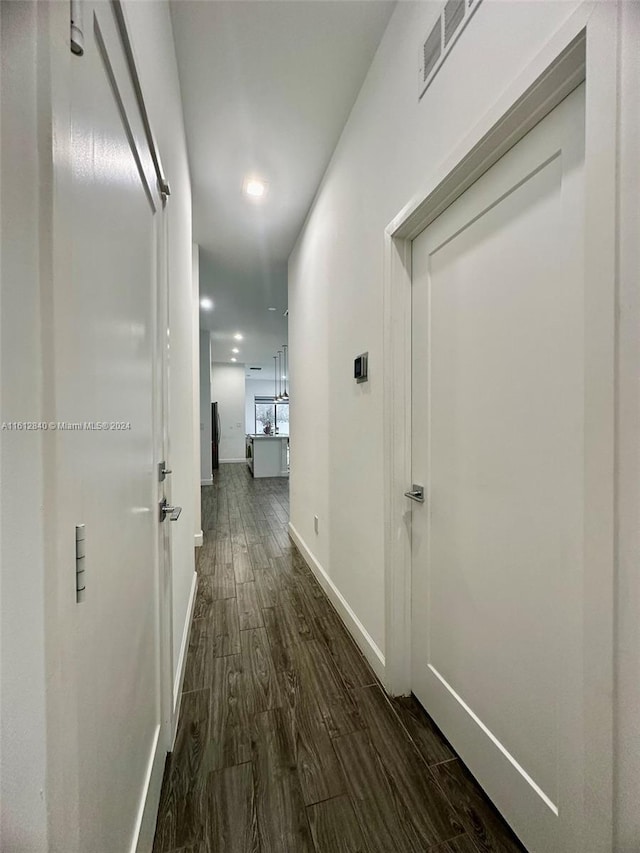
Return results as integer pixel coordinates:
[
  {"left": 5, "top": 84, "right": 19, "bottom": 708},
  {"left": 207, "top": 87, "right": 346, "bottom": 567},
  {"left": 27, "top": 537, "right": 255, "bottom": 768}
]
[
  {"left": 245, "top": 377, "right": 276, "bottom": 433},
  {"left": 290, "top": 2, "right": 586, "bottom": 664},
  {"left": 614, "top": 6, "right": 640, "bottom": 849},
  {"left": 291, "top": 0, "right": 586, "bottom": 665},
  {"left": 192, "top": 244, "right": 202, "bottom": 541},
  {"left": 0, "top": 4, "right": 51, "bottom": 847},
  {"left": 200, "top": 331, "right": 213, "bottom": 483},
  {"left": 211, "top": 363, "right": 246, "bottom": 461},
  {"left": 124, "top": 0, "right": 197, "bottom": 690},
  {"left": 289, "top": 0, "right": 639, "bottom": 845}
]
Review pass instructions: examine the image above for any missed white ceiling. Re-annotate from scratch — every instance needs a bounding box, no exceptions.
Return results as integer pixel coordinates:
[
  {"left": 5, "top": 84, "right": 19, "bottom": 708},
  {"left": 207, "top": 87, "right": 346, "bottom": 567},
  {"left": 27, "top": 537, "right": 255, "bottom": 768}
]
[{"left": 170, "top": 0, "right": 396, "bottom": 373}]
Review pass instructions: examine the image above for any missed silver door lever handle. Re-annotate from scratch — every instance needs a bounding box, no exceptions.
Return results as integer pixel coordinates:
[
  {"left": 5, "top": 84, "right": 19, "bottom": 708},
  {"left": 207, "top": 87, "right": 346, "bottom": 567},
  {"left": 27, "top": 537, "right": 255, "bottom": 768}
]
[
  {"left": 160, "top": 499, "right": 182, "bottom": 521},
  {"left": 404, "top": 485, "right": 425, "bottom": 503}
]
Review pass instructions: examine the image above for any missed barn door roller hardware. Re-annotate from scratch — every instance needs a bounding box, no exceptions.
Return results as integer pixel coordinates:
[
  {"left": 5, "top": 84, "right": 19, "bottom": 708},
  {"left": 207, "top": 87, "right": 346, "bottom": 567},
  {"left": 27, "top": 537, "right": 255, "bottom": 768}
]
[
  {"left": 70, "top": 0, "right": 84, "bottom": 55},
  {"left": 74, "top": 0, "right": 172, "bottom": 205},
  {"left": 111, "top": 0, "right": 172, "bottom": 205}
]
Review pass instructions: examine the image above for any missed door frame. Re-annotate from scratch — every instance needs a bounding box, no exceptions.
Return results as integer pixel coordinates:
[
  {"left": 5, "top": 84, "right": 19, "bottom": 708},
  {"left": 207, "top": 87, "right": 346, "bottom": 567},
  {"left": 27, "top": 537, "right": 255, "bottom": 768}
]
[
  {"left": 109, "top": 3, "right": 176, "bottom": 850},
  {"left": 382, "top": 2, "right": 620, "bottom": 846}
]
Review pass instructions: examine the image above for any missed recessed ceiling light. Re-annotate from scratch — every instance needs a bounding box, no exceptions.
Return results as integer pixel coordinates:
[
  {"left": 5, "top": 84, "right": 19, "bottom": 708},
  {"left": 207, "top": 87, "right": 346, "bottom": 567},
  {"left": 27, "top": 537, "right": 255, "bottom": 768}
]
[
  {"left": 268, "top": 307, "right": 277, "bottom": 311},
  {"left": 230, "top": 357, "right": 237, "bottom": 362},
  {"left": 232, "top": 347, "right": 239, "bottom": 354},
  {"left": 200, "top": 297, "right": 214, "bottom": 310},
  {"left": 234, "top": 333, "right": 243, "bottom": 340},
  {"left": 242, "top": 177, "right": 268, "bottom": 199}
]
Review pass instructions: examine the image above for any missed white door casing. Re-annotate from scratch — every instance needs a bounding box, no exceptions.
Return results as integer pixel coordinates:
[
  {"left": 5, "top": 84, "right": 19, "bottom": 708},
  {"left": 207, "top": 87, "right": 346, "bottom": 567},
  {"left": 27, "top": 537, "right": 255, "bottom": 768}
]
[
  {"left": 156, "top": 173, "right": 176, "bottom": 746},
  {"left": 411, "top": 84, "right": 585, "bottom": 851}
]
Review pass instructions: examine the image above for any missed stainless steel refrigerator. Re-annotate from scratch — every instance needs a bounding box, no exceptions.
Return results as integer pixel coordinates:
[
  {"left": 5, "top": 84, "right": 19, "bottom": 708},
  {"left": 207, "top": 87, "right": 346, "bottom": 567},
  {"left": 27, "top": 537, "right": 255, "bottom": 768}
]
[{"left": 211, "top": 402, "right": 220, "bottom": 471}]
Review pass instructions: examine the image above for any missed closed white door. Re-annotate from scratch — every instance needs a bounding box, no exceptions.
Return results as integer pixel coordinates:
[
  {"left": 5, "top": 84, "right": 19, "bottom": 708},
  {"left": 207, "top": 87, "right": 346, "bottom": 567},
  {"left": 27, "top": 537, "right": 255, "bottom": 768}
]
[
  {"left": 410, "top": 84, "right": 600, "bottom": 852},
  {"left": 58, "top": 2, "right": 171, "bottom": 849}
]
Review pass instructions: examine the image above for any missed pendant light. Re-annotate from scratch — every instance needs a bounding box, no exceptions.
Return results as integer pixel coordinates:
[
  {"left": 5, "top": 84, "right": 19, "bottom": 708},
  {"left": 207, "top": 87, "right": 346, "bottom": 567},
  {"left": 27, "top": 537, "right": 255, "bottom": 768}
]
[
  {"left": 273, "top": 354, "right": 277, "bottom": 401},
  {"left": 282, "top": 344, "right": 289, "bottom": 400},
  {"left": 277, "top": 351, "right": 283, "bottom": 400}
]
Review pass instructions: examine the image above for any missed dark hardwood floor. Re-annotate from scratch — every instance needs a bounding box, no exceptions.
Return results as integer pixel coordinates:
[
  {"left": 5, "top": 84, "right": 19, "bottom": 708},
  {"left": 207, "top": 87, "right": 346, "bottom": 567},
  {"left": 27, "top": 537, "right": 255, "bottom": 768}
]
[{"left": 153, "top": 463, "right": 526, "bottom": 853}]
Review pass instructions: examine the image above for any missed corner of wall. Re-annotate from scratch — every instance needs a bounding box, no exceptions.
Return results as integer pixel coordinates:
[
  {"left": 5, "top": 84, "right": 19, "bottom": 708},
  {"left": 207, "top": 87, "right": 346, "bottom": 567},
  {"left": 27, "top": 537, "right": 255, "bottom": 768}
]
[
  {"left": 192, "top": 243, "right": 202, "bottom": 546},
  {"left": 288, "top": 522, "right": 385, "bottom": 682}
]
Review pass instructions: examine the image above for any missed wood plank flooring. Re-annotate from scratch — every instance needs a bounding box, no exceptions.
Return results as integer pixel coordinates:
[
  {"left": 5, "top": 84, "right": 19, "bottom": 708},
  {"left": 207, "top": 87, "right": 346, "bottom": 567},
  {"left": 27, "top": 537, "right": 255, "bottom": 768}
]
[{"left": 153, "top": 463, "right": 526, "bottom": 853}]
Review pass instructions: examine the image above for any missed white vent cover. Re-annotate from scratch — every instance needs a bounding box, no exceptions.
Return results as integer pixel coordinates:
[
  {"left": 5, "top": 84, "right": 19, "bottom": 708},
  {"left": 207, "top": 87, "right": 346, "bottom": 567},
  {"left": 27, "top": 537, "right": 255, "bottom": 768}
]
[
  {"left": 419, "top": 0, "right": 483, "bottom": 99},
  {"left": 444, "top": 0, "right": 465, "bottom": 46},
  {"left": 422, "top": 20, "right": 441, "bottom": 83}
]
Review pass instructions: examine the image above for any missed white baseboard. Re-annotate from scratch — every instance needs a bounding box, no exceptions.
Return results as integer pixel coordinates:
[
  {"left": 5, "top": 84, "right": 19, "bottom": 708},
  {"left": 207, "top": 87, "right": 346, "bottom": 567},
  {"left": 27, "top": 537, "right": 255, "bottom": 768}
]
[
  {"left": 288, "top": 522, "right": 386, "bottom": 682},
  {"left": 194, "top": 530, "right": 203, "bottom": 547},
  {"left": 171, "top": 571, "right": 198, "bottom": 748},
  {"left": 131, "top": 723, "right": 163, "bottom": 853},
  {"left": 200, "top": 478, "right": 213, "bottom": 486},
  {"left": 220, "top": 458, "right": 246, "bottom": 464}
]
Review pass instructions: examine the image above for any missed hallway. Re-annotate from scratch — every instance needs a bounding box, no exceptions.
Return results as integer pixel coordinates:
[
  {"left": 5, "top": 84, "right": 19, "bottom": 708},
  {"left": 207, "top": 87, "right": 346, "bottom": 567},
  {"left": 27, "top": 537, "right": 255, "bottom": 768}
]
[
  {"left": 152, "top": 464, "right": 524, "bottom": 853},
  {"left": 2, "top": 2, "right": 638, "bottom": 849}
]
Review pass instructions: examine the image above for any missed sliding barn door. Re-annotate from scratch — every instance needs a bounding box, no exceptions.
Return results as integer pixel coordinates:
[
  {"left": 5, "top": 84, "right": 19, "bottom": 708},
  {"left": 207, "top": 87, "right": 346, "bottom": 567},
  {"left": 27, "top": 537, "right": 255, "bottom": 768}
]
[{"left": 59, "top": 2, "right": 169, "bottom": 849}]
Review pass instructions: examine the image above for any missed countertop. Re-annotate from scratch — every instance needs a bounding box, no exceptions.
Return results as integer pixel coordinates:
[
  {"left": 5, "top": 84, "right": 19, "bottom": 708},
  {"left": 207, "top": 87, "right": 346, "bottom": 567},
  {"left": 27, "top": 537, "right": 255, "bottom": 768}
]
[{"left": 247, "top": 434, "right": 289, "bottom": 440}]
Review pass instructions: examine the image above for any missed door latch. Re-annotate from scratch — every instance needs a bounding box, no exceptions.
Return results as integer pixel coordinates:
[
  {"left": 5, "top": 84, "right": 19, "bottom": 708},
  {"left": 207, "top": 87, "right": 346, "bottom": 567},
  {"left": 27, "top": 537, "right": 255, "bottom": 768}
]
[
  {"left": 404, "top": 484, "right": 425, "bottom": 503},
  {"left": 160, "top": 498, "right": 182, "bottom": 522},
  {"left": 158, "top": 461, "right": 172, "bottom": 482}
]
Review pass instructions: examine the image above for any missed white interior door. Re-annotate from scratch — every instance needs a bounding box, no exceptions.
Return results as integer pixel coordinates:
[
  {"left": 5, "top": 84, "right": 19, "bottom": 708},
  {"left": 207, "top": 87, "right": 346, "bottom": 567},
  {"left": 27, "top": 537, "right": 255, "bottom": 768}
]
[
  {"left": 62, "top": 2, "right": 171, "bottom": 849},
  {"left": 410, "top": 84, "right": 596, "bottom": 852}
]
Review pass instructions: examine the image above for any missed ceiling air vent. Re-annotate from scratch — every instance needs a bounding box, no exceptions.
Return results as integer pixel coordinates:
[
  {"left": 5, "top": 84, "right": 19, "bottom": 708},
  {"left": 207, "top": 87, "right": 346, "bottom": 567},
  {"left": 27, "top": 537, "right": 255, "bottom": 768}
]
[
  {"left": 444, "top": 0, "right": 465, "bottom": 46},
  {"left": 419, "top": 0, "right": 483, "bottom": 99},
  {"left": 422, "top": 19, "right": 441, "bottom": 83}
]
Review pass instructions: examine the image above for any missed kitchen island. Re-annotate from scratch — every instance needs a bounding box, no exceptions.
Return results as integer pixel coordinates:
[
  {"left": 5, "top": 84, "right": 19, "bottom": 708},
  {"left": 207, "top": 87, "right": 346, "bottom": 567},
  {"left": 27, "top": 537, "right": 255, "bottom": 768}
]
[{"left": 246, "top": 434, "right": 289, "bottom": 478}]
